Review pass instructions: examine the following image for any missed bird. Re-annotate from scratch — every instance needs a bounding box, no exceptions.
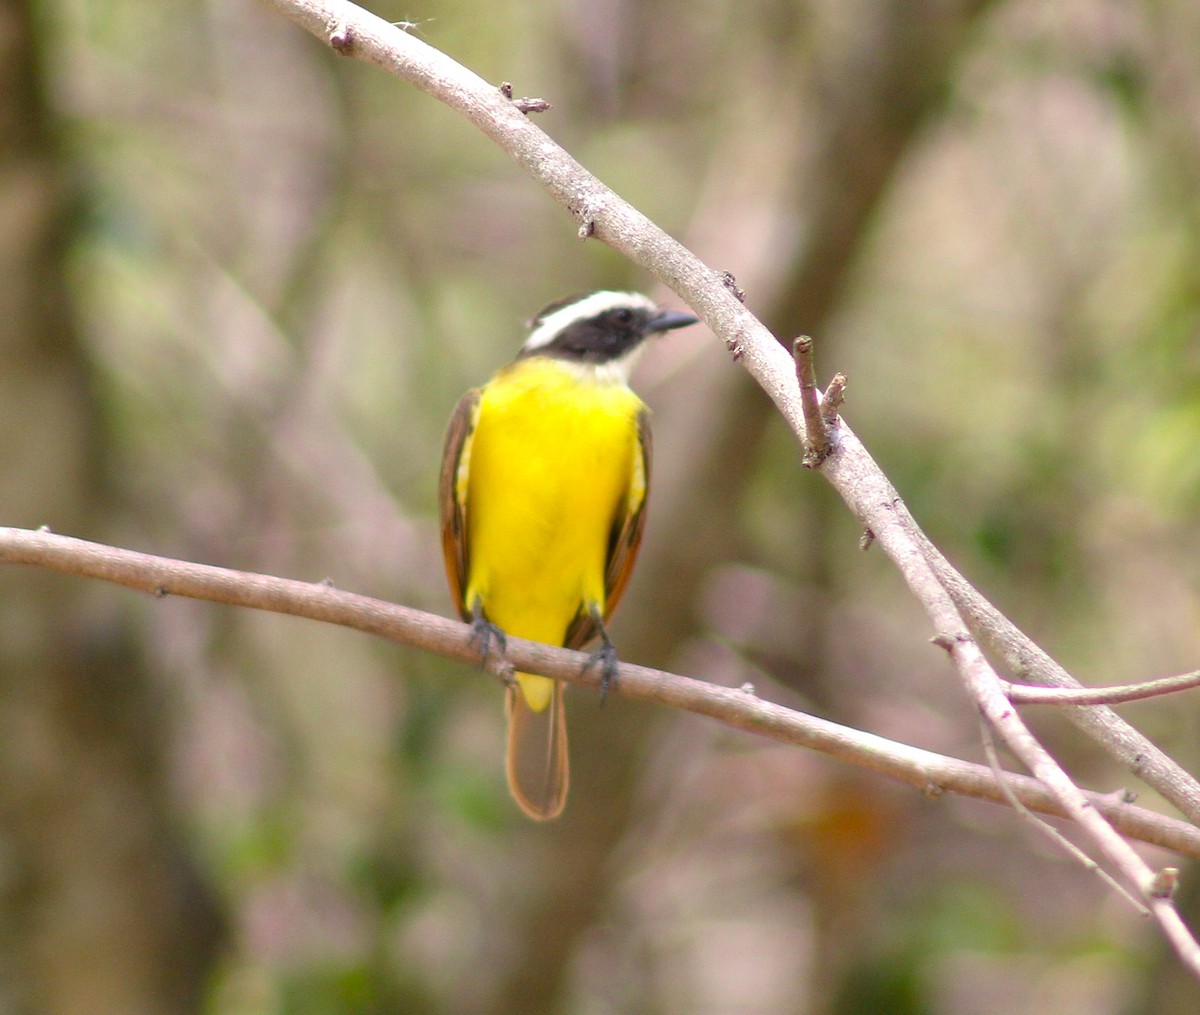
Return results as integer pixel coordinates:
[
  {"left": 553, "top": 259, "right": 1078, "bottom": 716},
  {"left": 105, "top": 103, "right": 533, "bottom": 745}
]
[{"left": 438, "top": 291, "right": 699, "bottom": 819}]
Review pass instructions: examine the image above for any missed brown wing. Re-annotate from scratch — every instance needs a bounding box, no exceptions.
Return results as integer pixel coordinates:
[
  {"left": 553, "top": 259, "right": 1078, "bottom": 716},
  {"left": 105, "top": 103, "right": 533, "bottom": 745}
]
[
  {"left": 438, "top": 388, "right": 481, "bottom": 621},
  {"left": 565, "top": 408, "right": 651, "bottom": 650}
]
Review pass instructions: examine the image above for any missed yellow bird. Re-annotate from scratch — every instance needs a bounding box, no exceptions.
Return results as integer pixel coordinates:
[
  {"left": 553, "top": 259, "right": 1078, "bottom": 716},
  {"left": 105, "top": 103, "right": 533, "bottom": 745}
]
[{"left": 439, "top": 292, "right": 698, "bottom": 819}]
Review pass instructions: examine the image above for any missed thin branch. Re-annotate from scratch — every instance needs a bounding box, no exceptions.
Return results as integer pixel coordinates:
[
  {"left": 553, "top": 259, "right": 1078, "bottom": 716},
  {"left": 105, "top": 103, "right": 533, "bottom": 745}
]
[
  {"left": 827, "top": 419, "right": 1189, "bottom": 923},
  {"left": 258, "top": 0, "right": 807, "bottom": 435},
  {"left": 918, "top": 524, "right": 1200, "bottom": 824},
  {"left": 977, "top": 715, "right": 1147, "bottom": 915},
  {"left": 911, "top": 522, "right": 1191, "bottom": 926},
  {"left": 2, "top": 525, "right": 1197, "bottom": 858},
  {"left": 1006, "top": 671, "right": 1200, "bottom": 706}
]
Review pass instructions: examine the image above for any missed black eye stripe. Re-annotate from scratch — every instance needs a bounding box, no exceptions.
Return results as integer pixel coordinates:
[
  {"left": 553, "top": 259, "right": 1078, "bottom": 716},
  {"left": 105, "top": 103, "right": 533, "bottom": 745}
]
[{"left": 521, "top": 309, "right": 648, "bottom": 363}]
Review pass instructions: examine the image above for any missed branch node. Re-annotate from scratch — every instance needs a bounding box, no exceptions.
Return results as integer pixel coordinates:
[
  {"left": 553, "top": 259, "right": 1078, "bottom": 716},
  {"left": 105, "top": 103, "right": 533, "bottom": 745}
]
[
  {"left": 793, "top": 336, "right": 833, "bottom": 468},
  {"left": 719, "top": 270, "right": 746, "bottom": 303},
  {"left": 930, "top": 633, "right": 961, "bottom": 653},
  {"left": 492, "top": 659, "right": 516, "bottom": 689},
  {"left": 1149, "top": 867, "right": 1180, "bottom": 900},
  {"left": 329, "top": 23, "right": 355, "bottom": 54},
  {"left": 922, "top": 782, "right": 946, "bottom": 799},
  {"left": 1092, "top": 786, "right": 1138, "bottom": 808},
  {"left": 499, "top": 82, "right": 552, "bottom": 114},
  {"left": 570, "top": 196, "right": 600, "bottom": 239},
  {"left": 739, "top": 682, "right": 757, "bottom": 696}
]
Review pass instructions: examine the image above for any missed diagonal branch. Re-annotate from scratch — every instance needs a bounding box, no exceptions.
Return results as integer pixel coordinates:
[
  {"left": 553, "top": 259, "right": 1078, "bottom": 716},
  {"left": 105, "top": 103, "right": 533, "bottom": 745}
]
[
  {"left": 1, "top": 525, "right": 1197, "bottom": 859},
  {"left": 924, "top": 530, "right": 1200, "bottom": 822},
  {"left": 977, "top": 714, "right": 1147, "bottom": 915}
]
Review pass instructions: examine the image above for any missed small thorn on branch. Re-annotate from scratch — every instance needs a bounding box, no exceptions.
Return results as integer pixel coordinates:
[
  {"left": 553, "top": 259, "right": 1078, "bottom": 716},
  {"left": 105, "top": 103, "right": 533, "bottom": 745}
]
[
  {"left": 499, "top": 82, "right": 552, "bottom": 115},
  {"left": 330, "top": 23, "right": 355, "bottom": 54},
  {"left": 931, "top": 632, "right": 972, "bottom": 653},
  {"left": 793, "top": 335, "right": 833, "bottom": 467}
]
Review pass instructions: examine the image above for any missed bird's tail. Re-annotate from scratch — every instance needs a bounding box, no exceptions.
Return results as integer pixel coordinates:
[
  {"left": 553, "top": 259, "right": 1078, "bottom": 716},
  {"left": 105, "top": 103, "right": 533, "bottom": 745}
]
[{"left": 505, "top": 675, "right": 568, "bottom": 820}]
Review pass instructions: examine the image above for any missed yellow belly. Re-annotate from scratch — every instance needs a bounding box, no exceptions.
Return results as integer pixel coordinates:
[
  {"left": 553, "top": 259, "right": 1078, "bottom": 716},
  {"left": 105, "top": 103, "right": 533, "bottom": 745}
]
[{"left": 464, "top": 358, "right": 644, "bottom": 708}]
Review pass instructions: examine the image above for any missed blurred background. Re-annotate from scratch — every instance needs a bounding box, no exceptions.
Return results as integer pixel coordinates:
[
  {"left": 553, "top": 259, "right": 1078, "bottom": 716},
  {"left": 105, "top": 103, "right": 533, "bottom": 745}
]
[{"left": 3, "top": 0, "right": 1200, "bottom": 1011}]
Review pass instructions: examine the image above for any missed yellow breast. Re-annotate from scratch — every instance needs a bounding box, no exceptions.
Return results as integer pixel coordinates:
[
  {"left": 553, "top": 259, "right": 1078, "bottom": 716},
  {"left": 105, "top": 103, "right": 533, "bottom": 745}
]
[{"left": 463, "top": 357, "right": 645, "bottom": 652}]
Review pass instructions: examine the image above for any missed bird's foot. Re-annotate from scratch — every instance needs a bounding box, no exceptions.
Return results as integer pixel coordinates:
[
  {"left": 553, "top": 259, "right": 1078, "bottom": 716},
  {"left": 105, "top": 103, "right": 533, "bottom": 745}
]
[
  {"left": 469, "top": 605, "right": 508, "bottom": 672},
  {"left": 583, "top": 636, "right": 619, "bottom": 706}
]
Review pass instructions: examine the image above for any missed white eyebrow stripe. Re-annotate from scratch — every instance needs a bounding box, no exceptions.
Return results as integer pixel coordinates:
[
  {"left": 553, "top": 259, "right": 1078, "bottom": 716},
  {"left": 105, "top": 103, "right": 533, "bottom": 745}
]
[{"left": 521, "top": 291, "right": 657, "bottom": 353}]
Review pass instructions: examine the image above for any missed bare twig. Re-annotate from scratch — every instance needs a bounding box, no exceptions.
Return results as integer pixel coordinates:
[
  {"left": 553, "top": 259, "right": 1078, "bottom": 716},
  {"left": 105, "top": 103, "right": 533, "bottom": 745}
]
[
  {"left": 793, "top": 336, "right": 830, "bottom": 467},
  {"left": 1005, "top": 671, "right": 1200, "bottom": 706},
  {"left": 2, "top": 525, "right": 1197, "bottom": 858}
]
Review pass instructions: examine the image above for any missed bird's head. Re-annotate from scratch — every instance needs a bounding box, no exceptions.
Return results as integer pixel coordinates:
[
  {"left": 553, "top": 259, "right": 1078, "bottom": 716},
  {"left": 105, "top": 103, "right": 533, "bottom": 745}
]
[{"left": 518, "top": 291, "right": 699, "bottom": 380}]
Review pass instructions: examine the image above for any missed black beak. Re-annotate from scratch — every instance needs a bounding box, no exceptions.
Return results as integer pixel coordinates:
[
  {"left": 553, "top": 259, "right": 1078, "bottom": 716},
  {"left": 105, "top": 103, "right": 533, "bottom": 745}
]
[{"left": 646, "top": 309, "right": 701, "bottom": 334}]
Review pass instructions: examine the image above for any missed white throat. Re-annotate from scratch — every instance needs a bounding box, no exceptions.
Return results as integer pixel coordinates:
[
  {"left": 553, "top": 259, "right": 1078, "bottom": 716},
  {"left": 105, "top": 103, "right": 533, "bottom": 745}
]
[{"left": 548, "top": 344, "right": 645, "bottom": 385}]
